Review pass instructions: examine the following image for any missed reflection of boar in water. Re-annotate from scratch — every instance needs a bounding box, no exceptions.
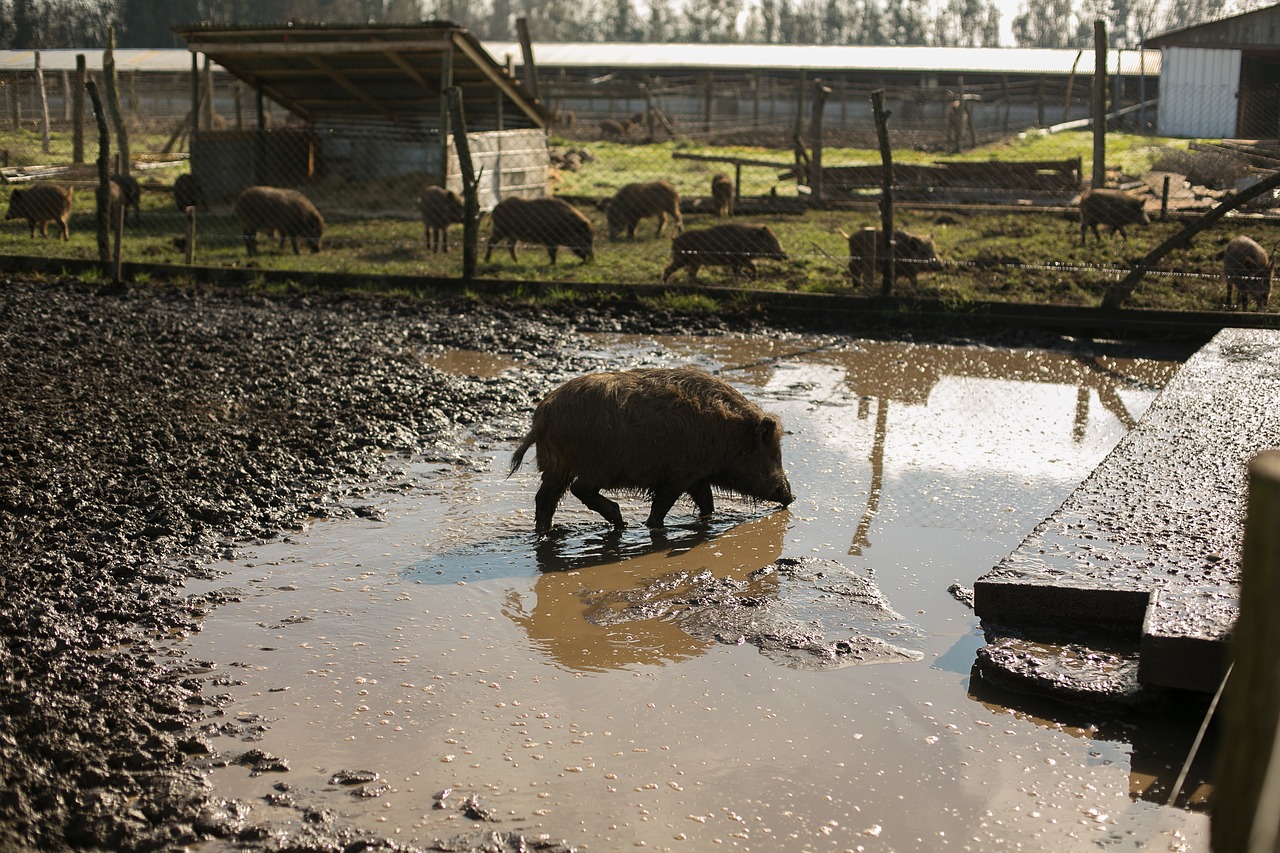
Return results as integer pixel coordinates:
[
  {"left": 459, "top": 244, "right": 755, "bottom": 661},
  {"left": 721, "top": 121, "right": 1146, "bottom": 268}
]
[
  {"left": 1078, "top": 188, "right": 1150, "bottom": 245},
  {"left": 510, "top": 366, "right": 794, "bottom": 533},
  {"left": 485, "top": 197, "right": 594, "bottom": 265},
  {"left": 417, "top": 186, "right": 465, "bottom": 253},
  {"left": 604, "top": 181, "right": 683, "bottom": 240},
  {"left": 173, "top": 173, "right": 208, "bottom": 212},
  {"left": 711, "top": 172, "right": 734, "bottom": 217},
  {"left": 661, "top": 224, "right": 786, "bottom": 283},
  {"left": 234, "top": 186, "right": 325, "bottom": 256},
  {"left": 1222, "top": 235, "right": 1273, "bottom": 310},
  {"left": 5, "top": 182, "right": 73, "bottom": 240},
  {"left": 845, "top": 227, "right": 942, "bottom": 287}
]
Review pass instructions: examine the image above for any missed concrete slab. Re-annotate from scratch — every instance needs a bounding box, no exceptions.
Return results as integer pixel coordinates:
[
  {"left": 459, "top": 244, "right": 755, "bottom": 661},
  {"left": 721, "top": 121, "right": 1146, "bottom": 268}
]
[{"left": 974, "top": 328, "right": 1280, "bottom": 695}]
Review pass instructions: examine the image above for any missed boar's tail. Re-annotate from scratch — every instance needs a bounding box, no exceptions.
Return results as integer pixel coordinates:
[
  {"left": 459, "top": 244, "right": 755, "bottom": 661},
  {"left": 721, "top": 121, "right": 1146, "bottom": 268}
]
[{"left": 509, "top": 432, "right": 536, "bottom": 477}]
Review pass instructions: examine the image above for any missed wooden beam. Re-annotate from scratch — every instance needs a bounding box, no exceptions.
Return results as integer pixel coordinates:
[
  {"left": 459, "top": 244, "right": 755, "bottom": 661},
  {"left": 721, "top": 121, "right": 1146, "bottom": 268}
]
[
  {"left": 306, "top": 54, "right": 402, "bottom": 124},
  {"left": 183, "top": 39, "right": 453, "bottom": 56}
]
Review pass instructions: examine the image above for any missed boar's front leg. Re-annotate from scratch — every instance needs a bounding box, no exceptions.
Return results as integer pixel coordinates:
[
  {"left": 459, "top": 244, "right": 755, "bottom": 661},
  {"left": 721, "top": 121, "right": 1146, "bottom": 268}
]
[
  {"left": 645, "top": 487, "right": 685, "bottom": 528},
  {"left": 687, "top": 481, "right": 715, "bottom": 517},
  {"left": 570, "top": 481, "right": 624, "bottom": 527}
]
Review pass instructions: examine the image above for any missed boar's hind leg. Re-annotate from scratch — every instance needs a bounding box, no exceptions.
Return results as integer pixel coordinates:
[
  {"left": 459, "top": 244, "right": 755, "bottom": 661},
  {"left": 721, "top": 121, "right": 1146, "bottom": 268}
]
[
  {"left": 645, "top": 488, "right": 686, "bottom": 528},
  {"left": 534, "top": 474, "right": 572, "bottom": 534},
  {"left": 570, "top": 481, "right": 624, "bottom": 528},
  {"left": 688, "top": 482, "right": 715, "bottom": 517}
]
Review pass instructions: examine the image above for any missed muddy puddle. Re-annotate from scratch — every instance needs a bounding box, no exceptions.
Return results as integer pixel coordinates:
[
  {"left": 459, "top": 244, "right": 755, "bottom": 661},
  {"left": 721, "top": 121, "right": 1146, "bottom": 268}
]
[{"left": 181, "top": 333, "right": 1210, "bottom": 851}]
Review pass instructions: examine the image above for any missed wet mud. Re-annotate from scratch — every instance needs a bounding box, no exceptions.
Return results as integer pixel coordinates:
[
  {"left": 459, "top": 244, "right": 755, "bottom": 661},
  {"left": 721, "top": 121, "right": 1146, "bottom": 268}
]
[{"left": 0, "top": 273, "right": 1209, "bottom": 851}]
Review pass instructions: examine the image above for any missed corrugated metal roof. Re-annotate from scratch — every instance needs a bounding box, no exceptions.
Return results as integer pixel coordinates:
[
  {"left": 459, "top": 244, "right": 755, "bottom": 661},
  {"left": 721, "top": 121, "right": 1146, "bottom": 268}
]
[
  {"left": 484, "top": 42, "right": 1162, "bottom": 76},
  {"left": 1146, "top": 2, "right": 1280, "bottom": 48},
  {"left": 0, "top": 42, "right": 1162, "bottom": 78}
]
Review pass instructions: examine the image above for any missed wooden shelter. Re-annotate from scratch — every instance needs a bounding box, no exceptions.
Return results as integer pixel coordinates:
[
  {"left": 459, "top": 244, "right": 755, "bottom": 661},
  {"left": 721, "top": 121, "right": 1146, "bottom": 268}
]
[{"left": 171, "top": 21, "right": 551, "bottom": 207}]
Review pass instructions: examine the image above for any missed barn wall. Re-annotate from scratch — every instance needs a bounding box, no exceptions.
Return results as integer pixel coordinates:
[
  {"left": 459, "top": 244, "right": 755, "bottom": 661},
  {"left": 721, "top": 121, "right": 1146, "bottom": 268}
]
[
  {"left": 445, "top": 128, "right": 549, "bottom": 210},
  {"left": 1158, "top": 46, "right": 1241, "bottom": 138}
]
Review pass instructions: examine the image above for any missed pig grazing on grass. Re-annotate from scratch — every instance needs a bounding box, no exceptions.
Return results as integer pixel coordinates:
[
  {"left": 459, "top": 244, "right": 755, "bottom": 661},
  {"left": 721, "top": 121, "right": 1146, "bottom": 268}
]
[
  {"left": 661, "top": 223, "right": 786, "bottom": 283},
  {"left": 846, "top": 227, "right": 942, "bottom": 287},
  {"left": 110, "top": 173, "right": 141, "bottom": 225},
  {"left": 485, "top": 197, "right": 594, "bottom": 265},
  {"left": 510, "top": 366, "right": 794, "bottom": 533},
  {"left": 418, "top": 186, "right": 465, "bottom": 253},
  {"left": 173, "top": 173, "right": 207, "bottom": 212},
  {"left": 5, "top": 182, "right": 72, "bottom": 240},
  {"left": 1222, "top": 235, "right": 1273, "bottom": 310},
  {"left": 605, "top": 181, "right": 683, "bottom": 240},
  {"left": 711, "top": 173, "right": 734, "bottom": 217},
  {"left": 1078, "top": 188, "right": 1150, "bottom": 245},
  {"left": 234, "top": 186, "right": 324, "bottom": 256}
]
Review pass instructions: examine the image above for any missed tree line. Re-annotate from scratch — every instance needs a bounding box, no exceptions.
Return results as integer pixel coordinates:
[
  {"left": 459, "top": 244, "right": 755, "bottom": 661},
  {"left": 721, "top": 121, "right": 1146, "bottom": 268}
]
[{"left": 0, "top": 0, "right": 1264, "bottom": 51}]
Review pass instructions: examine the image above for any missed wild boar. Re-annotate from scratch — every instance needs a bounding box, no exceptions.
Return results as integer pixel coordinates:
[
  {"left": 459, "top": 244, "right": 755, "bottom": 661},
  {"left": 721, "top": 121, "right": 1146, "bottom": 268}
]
[
  {"left": 605, "top": 181, "right": 683, "bottom": 241},
  {"left": 661, "top": 223, "right": 787, "bottom": 283},
  {"left": 233, "top": 185, "right": 325, "bottom": 256},
  {"left": 846, "top": 227, "right": 942, "bottom": 287},
  {"left": 418, "top": 185, "right": 465, "bottom": 253},
  {"left": 1079, "top": 188, "right": 1150, "bottom": 245},
  {"left": 98, "top": 179, "right": 125, "bottom": 228},
  {"left": 111, "top": 173, "right": 141, "bottom": 225},
  {"left": 1222, "top": 235, "right": 1273, "bottom": 310},
  {"left": 173, "top": 173, "right": 207, "bottom": 212},
  {"left": 5, "top": 182, "right": 72, "bottom": 240},
  {"left": 711, "top": 173, "right": 734, "bottom": 217},
  {"left": 510, "top": 366, "right": 794, "bottom": 533},
  {"left": 485, "top": 196, "right": 594, "bottom": 265}
]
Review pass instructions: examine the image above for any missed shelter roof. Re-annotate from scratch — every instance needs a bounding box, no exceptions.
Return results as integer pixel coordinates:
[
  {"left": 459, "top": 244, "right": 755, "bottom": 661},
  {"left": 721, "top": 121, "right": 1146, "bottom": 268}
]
[
  {"left": 169, "top": 22, "right": 547, "bottom": 128},
  {"left": 1146, "top": 2, "right": 1280, "bottom": 49}
]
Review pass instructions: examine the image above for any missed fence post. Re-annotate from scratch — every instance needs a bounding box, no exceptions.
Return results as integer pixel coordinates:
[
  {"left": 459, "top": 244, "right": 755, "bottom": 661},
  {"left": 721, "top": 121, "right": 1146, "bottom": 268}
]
[
  {"left": 1212, "top": 449, "right": 1280, "bottom": 853},
  {"left": 1092, "top": 20, "right": 1107, "bottom": 189},
  {"left": 104, "top": 28, "right": 131, "bottom": 179},
  {"left": 446, "top": 86, "right": 479, "bottom": 285},
  {"left": 870, "top": 89, "right": 895, "bottom": 297},
  {"left": 86, "top": 80, "right": 111, "bottom": 265},
  {"left": 73, "top": 55, "right": 85, "bottom": 163},
  {"left": 35, "top": 51, "right": 50, "bottom": 155},
  {"left": 184, "top": 206, "right": 196, "bottom": 266},
  {"left": 810, "top": 82, "right": 831, "bottom": 205}
]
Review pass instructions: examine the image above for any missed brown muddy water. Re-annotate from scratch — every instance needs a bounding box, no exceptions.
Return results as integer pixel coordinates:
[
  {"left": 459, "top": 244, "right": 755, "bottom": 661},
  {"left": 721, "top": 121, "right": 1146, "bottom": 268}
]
[{"left": 182, "top": 333, "right": 1210, "bottom": 852}]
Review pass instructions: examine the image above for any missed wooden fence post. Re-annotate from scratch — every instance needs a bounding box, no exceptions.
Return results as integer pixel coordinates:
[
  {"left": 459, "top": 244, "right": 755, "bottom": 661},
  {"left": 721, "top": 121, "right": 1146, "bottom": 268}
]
[
  {"left": 85, "top": 80, "right": 111, "bottom": 265},
  {"left": 1212, "top": 449, "right": 1280, "bottom": 853},
  {"left": 446, "top": 86, "right": 479, "bottom": 285},
  {"left": 871, "top": 89, "right": 895, "bottom": 297}
]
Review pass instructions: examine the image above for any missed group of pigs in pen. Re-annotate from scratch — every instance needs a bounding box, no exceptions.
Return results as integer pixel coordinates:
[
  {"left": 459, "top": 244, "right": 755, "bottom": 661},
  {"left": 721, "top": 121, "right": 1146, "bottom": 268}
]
[{"left": 2, "top": 177, "right": 1272, "bottom": 309}]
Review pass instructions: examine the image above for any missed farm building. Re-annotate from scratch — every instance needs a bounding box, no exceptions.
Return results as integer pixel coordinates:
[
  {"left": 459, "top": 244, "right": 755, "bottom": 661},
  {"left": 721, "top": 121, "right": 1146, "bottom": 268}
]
[
  {"left": 1146, "top": 3, "right": 1280, "bottom": 139},
  {"left": 169, "top": 22, "right": 551, "bottom": 208},
  {"left": 484, "top": 42, "right": 1161, "bottom": 147}
]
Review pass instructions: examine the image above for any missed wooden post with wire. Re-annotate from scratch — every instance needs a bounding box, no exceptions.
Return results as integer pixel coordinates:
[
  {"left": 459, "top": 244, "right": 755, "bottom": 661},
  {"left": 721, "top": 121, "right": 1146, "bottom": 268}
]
[{"left": 1212, "top": 449, "right": 1280, "bottom": 852}]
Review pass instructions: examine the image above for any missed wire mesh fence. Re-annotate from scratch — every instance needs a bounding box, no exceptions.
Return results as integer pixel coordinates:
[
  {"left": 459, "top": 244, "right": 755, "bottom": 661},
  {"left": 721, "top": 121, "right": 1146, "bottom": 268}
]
[{"left": 1, "top": 57, "right": 1278, "bottom": 315}]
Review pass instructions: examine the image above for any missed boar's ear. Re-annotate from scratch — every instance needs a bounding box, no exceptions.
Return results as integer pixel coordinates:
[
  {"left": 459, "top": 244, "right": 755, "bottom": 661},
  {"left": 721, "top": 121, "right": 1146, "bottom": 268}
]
[{"left": 756, "top": 416, "right": 780, "bottom": 446}]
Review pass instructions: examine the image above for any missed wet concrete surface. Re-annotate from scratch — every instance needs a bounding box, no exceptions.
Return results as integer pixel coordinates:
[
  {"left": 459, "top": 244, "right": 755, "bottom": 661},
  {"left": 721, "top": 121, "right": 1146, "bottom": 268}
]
[
  {"left": 0, "top": 274, "right": 1219, "bottom": 852},
  {"left": 974, "top": 328, "right": 1280, "bottom": 697}
]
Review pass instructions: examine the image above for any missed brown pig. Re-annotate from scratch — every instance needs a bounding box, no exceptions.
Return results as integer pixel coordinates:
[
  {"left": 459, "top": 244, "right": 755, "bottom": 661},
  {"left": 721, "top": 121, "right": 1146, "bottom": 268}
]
[
  {"left": 5, "top": 182, "right": 72, "bottom": 240},
  {"left": 1222, "top": 235, "right": 1273, "bottom": 310},
  {"left": 233, "top": 185, "right": 324, "bottom": 256},
  {"left": 418, "top": 185, "right": 465, "bottom": 253},
  {"left": 510, "top": 366, "right": 794, "bottom": 533},
  {"left": 485, "top": 196, "right": 594, "bottom": 265},
  {"left": 845, "top": 227, "right": 942, "bottom": 287},
  {"left": 661, "top": 223, "right": 786, "bottom": 283},
  {"left": 173, "top": 173, "right": 207, "bottom": 212},
  {"left": 111, "top": 173, "right": 141, "bottom": 225},
  {"left": 711, "top": 173, "right": 734, "bottom": 217},
  {"left": 605, "top": 181, "right": 683, "bottom": 241},
  {"left": 1078, "top": 188, "right": 1150, "bottom": 245}
]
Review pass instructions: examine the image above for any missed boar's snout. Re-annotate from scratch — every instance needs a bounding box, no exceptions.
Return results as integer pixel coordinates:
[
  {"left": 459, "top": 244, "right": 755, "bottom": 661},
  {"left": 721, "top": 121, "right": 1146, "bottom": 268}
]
[{"left": 771, "top": 478, "right": 795, "bottom": 507}]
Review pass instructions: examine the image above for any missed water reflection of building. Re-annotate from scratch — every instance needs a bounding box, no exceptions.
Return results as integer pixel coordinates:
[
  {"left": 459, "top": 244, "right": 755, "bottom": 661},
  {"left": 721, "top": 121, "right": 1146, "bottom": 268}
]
[{"left": 504, "top": 511, "right": 788, "bottom": 672}]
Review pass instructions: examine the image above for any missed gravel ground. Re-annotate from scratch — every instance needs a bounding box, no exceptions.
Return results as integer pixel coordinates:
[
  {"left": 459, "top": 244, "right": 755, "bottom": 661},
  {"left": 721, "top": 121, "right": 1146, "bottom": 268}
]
[{"left": 0, "top": 274, "right": 828, "bottom": 852}]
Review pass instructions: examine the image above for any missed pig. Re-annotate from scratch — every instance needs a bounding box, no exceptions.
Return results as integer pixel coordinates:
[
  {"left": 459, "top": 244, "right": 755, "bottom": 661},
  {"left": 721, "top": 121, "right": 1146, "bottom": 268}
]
[
  {"left": 110, "top": 173, "right": 141, "bottom": 225},
  {"left": 5, "top": 182, "right": 72, "bottom": 240},
  {"left": 845, "top": 227, "right": 942, "bottom": 286},
  {"left": 1078, "top": 187, "right": 1150, "bottom": 245},
  {"left": 485, "top": 196, "right": 594, "bottom": 265},
  {"left": 600, "top": 118, "right": 629, "bottom": 140},
  {"left": 1222, "top": 235, "right": 1273, "bottom": 310},
  {"left": 233, "top": 185, "right": 324, "bottom": 256},
  {"left": 509, "top": 366, "right": 794, "bottom": 533},
  {"left": 98, "top": 179, "right": 125, "bottom": 228},
  {"left": 418, "top": 185, "right": 465, "bottom": 253},
  {"left": 173, "top": 173, "right": 207, "bottom": 212},
  {"left": 661, "top": 223, "right": 787, "bottom": 283},
  {"left": 605, "top": 181, "right": 683, "bottom": 241},
  {"left": 711, "top": 172, "right": 734, "bottom": 217}
]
